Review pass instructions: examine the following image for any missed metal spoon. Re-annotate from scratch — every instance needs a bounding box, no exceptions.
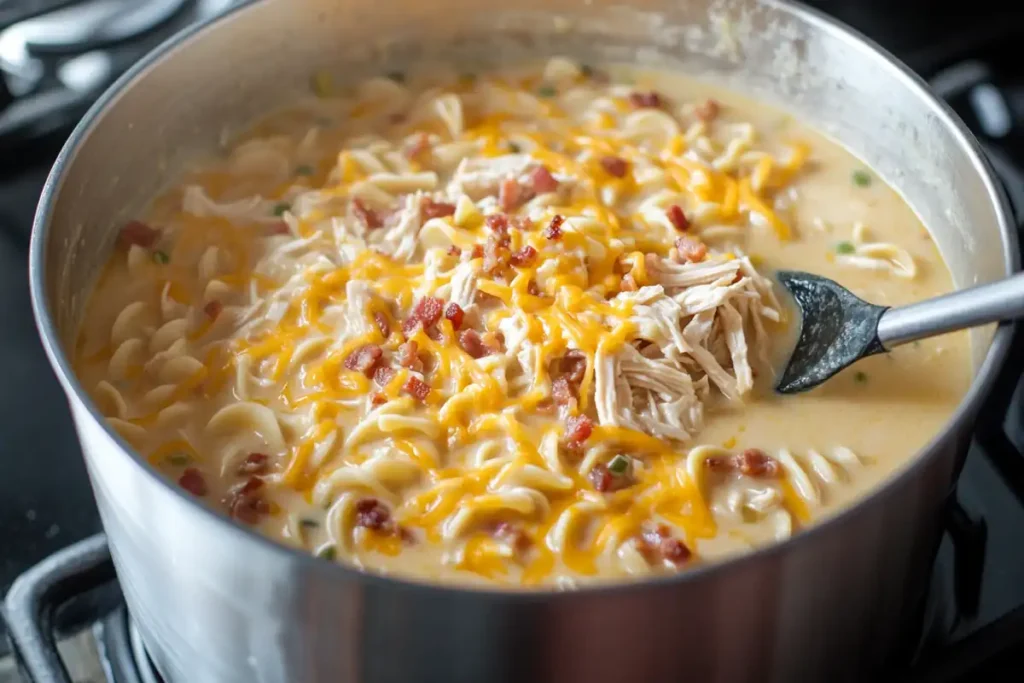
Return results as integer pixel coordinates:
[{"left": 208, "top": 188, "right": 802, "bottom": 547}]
[{"left": 774, "top": 270, "right": 1024, "bottom": 394}]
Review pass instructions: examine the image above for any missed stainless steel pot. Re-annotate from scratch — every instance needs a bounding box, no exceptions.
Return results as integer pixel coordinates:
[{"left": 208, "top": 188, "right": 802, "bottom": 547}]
[{"left": 26, "top": 0, "right": 1019, "bottom": 681}]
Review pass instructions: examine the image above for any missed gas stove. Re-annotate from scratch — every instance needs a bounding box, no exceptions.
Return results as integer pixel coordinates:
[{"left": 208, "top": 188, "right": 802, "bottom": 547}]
[{"left": 2, "top": 2, "right": 1024, "bottom": 682}]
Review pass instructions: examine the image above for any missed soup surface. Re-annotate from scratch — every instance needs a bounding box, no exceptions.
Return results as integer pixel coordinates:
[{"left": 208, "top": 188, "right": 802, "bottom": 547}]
[{"left": 75, "top": 59, "right": 970, "bottom": 587}]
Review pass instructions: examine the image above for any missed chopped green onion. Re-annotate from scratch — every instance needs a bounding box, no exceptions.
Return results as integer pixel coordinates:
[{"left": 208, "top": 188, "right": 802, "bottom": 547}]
[
  {"left": 295, "top": 165, "right": 314, "bottom": 176},
  {"left": 387, "top": 70, "right": 405, "bottom": 83},
  {"left": 300, "top": 518, "right": 319, "bottom": 529},
  {"left": 317, "top": 545, "right": 337, "bottom": 560},
  {"left": 852, "top": 170, "right": 871, "bottom": 187},
  {"left": 152, "top": 250, "right": 169, "bottom": 264},
  {"left": 835, "top": 241, "right": 855, "bottom": 254},
  {"left": 608, "top": 455, "right": 630, "bottom": 475},
  {"left": 854, "top": 371, "right": 868, "bottom": 383},
  {"left": 272, "top": 202, "right": 291, "bottom": 217},
  {"left": 537, "top": 85, "right": 557, "bottom": 98},
  {"left": 166, "top": 453, "right": 190, "bottom": 466},
  {"left": 311, "top": 71, "right": 333, "bottom": 98}
]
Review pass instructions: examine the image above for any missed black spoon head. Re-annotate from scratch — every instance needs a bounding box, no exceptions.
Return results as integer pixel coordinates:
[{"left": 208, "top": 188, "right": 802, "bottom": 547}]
[{"left": 774, "top": 270, "right": 889, "bottom": 394}]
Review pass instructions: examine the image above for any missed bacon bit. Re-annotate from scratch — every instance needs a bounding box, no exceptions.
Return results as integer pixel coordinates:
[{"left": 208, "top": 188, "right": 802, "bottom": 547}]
[
  {"left": 588, "top": 463, "right": 613, "bottom": 492},
  {"left": 529, "top": 165, "right": 560, "bottom": 194},
  {"left": 543, "top": 214, "right": 565, "bottom": 240},
  {"left": 229, "top": 476, "right": 269, "bottom": 524},
  {"left": 509, "top": 245, "right": 538, "bottom": 268},
  {"left": 422, "top": 197, "right": 456, "bottom": 219},
  {"left": 117, "top": 220, "right": 160, "bottom": 249},
  {"left": 527, "top": 279, "right": 540, "bottom": 296},
  {"left": 565, "top": 414, "right": 594, "bottom": 444},
  {"left": 373, "top": 365, "right": 396, "bottom": 387},
  {"left": 178, "top": 468, "right": 207, "bottom": 496},
  {"left": 444, "top": 302, "right": 465, "bottom": 330},
  {"left": 458, "top": 329, "right": 489, "bottom": 358},
  {"left": 666, "top": 204, "right": 690, "bottom": 232},
  {"left": 397, "top": 341, "right": 424, "bottom": 372},
  {"left": 234, "top": 475, "right": 264, "bottom": 496},
  {"left": 510, "top": 215, "right": 533, "bottom": 231},
  {"left": 447, "top": 245, "right": 462, "bottom": 258},
  {"left": 674, "top": 235, "right": 707, "bottom": 263},
  {"left": 661, "top": 538, "right": 692, "bottom": 565},
  {"left": 638, "top": 524, "right": 691, "bottom": 565},
  {"left": 498, "top": 177, "right": 525, "bottom": 212},
  {"left": 620, "top": 273, "right": 638, "bottom": 292},
  {"left": 398, "top": 526, "right": 417, "bottom": 544},
  {"left": 736, "top": 448, "right": 781, "bottom": 478},
  {"left": 354, "top": 498, "right": 392, "bottom": 531},
  {"left": 352, "top": 198, "right": 383, "bottom": 230},
  {"left": 471, "top": 244, "right": 485, "bottom": 259},
  {"left": 483, "top": 233, "right": 511, "bottom": 274},
  {"left": 405, "top": 132, "right": 431, "bottom": 159},
  {"left": 266, "top": 221, "right": 291, "bottom": 236},
  {"left": 628, "top": 91, "right": 663, "bottom": 109},
  {"left": 403, "top": 375, "right": 431, "bottom": 401},
  {"left": 203, "top": 300, "right": 223, "bottom": 320},
  {"left": 493, "top": 521, "right": 531, "bottom": 553},
  {"left": 403, "top": 296, "right": 444, "bottom": 334},
  {"left": 425, "top": 326, "right": 443, "bottom": 343},
  {"left": 551, "top": 377, "right": 577, "bottom": 405},
  {"left": 560, "top": 349, "right": 588, "bottom": 384},
  {"left": 703, "top": 457, "right": 736, "bottom": 473},
  {"left": 238, "top": 453, "right": 269, "bottom": 476},
  {"left": 695, "top": 98, "right": 720, "bottom": 122},
  {"left": 371, "top": 392, "right": 388, "bottom": 406},
  {"left": 600, "top": 156, "right": 629, "bottom": 178},
  {"left": 373, "top": 311, "right": 391, "bottom": 338},
  {"left": 343, "top": 344, "right": 383, "bottom": 377}
]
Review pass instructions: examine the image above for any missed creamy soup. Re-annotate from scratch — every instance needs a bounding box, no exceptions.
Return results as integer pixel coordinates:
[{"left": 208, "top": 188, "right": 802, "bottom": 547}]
[{"left": 75, "top": 59, "right": 970, "bottom": 587}]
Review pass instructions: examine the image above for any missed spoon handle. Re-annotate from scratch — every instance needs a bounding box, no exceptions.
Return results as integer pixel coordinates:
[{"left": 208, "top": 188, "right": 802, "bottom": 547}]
[{"left": 877, "top": 271, "right": 1024, "bottom": 348}]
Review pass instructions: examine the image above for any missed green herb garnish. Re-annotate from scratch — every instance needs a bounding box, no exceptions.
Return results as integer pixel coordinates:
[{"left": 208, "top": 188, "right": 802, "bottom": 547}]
[
  {"left": 311, "top": 71, "right": 333, "bottom": 98},
  {"left": 166, "top": 453, "right": 190, "bottom": 466},
  {"left": 300, "top": 518, "right": 319, "bottom": 529},
  {"left": 295, "top": 165, "right": 314, "bottom": 176},
  {"left": 387, "top": 70, "right": 405, "bottom": 83},
  {"left": 317, "top": 545, "right": 337, "bottom": 560},
  {"left": 835, "top": 241, "right": 855, "bottom": 254},
  {"left": 537, "top": 85, "right": 556, "bottom": 98},
  {"left": 152, "top": 250, "right": 169, "bottom": 264},
  {"left": 852, "top": 170, "right": 871, "bottom": 187},
  {"left": 608, "top": 455, "right": 631, "bottom": 475},
  {"left": 854, "top": 371, "right": 868, "bottom": 383},
  {"left": 272, "top": 202, "right": 291, "bottom": 217}
]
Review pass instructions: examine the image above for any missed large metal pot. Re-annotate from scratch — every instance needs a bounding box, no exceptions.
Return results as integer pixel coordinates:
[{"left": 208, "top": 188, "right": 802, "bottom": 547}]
[{"left": 26, "top": 0, "right": 1018, "bottom": 681}]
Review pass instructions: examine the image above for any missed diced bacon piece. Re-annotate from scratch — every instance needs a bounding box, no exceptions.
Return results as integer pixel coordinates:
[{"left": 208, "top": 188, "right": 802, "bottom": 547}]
[
  {"left": 666, "top": 204, "right": 690, "bottom": 232},
  {"left": 565, "top": 414, "right": 593, "bottom": 444},
  {"left": 498, "top": 177, "right": 526, "bottom": 212},
  {"left": 543, "top": 215, "right": 564, "bottom": 240},
  {"left": 117, "top": 220, "right": 160, "bottom": 249},
  {"left": 354, "top": 498, "right": 392, "bottom": 530},
  {"left": 405, "top": 132, "right": 431, "bottom": 159},
  {"left": 238, "top": 453, "right": 269, "bottom": 475},
  {"left": 458, "top": 329, "right": 489, "bottom": 358},
  {"left": 371, "top": 392, "right": 388, "bottom": 405},
  {"left": 343, "top": 344, "right": 383, "bottom": 377},
  {"left": 373, "top": 311, "right": 391, "bottom": 338},
  {"left": 695, "top": 98, "right": 720, "bottom": 122},
  {"left": 600, "top": 156, "right": 629, "bottom": 178},
  {"left": 628, "top": 91, "right": 663, "bottom": 109},
  {"left": 493, "top": 521, "right": 531, "bottom": 553},
  {"left": 398, "top": 526, "right": 417, "bottom": 544},
  {"left": 703, "top": 456, "right": 736, "bottom": 473},
  {"left": 422, "top": 197, "right": 456, "bottom": 219},
  {"left": 638, "top": 523, "right": 690, "bottom": 565},
  {"left": 736, "top": 448, "right": 781, "bottom": 478},
  {"left": 444, "top": 302, "right": 465, "bottom": 330},
  {"left": 509, "top": 245, "right": 538, "bottom": 268},
  {"left": 447, "top": 245, "right": 462, "bottom": 257},
  {"left": 234, "top": 475, "right": 264, "bottom": 496},
  {"left": 510, "top": 215, "right": 533, "bottom": 231},
  {"left": 231, "top": 494, "right": 270, "bottom": 525},
  {"left": 529, "top": 166, "right": 560, "bottom": 194},
  {"left": 674, "top": 235, "right": 707, "bottom": 263},
  {"left": 661, "top": 538, "right": 692, "bottom": 565},
  {"left": 485, "top": 213, "right": 511, "bottom": 243},
  {"left": 425, "top": 326, "right": 443, "bottom": 342},
  {"left": 527, "top": 279, "right": 540, "bottom": 296},
  {"left": 352, "top": 198, "right": 383, "bottom": 230},
  {"left": 471, "top": 244, "right": 485, "bottom": 259},
  {"left": 397, "top": 341, "right": 423, "bottom": 372},
  {"left": 403, "top": 296, "right": 444, "bottom": 334},
  {"left": 373, "top": 365, "right": 396, "bottom": 387},
  {"left": 551, "top": 377, "right": 577, "bottom": 405},
  {"left": 560, "top": 349, "right": 588, "bottom": 384},
  {"left": 588, "top": 463, "right": 613, "bottom": 492},
  {"left": 403, "top": 375, "right": 431, "bottom": 401},
  {"left": 203, "top": 300, "right": 223, "bottom": 320},
  {"left": 483, "top": 233, "right": 510, "bottom": 274},
  {"left": 178, "top": 467, "right": 207, "bottom": 496}
]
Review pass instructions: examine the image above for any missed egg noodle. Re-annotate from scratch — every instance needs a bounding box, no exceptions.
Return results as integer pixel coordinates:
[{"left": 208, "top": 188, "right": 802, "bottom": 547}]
[{"left": 75, "top": 58, "right": 925, "bottom": 587}]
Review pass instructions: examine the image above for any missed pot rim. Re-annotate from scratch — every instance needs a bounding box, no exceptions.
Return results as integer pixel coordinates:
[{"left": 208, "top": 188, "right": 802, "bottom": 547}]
[{"left": 29, "top": 0, "right": 1020, "bottom": 600}]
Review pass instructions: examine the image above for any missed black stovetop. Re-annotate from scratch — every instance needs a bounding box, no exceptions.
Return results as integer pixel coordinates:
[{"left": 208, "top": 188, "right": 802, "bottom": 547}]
[{"left": 2, "top": 2, "right": 1024, "bottom": 682}]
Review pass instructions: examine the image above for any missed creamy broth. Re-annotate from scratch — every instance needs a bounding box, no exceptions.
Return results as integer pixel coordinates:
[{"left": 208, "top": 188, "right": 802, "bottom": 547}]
[{"left": 75, "top": 60, "right": 970, "bottom": 587}]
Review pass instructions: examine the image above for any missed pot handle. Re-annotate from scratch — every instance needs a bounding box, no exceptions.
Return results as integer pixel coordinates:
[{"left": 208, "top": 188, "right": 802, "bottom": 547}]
[{"left": 2, "top": 534, "right": 114, "bottom": 683}]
